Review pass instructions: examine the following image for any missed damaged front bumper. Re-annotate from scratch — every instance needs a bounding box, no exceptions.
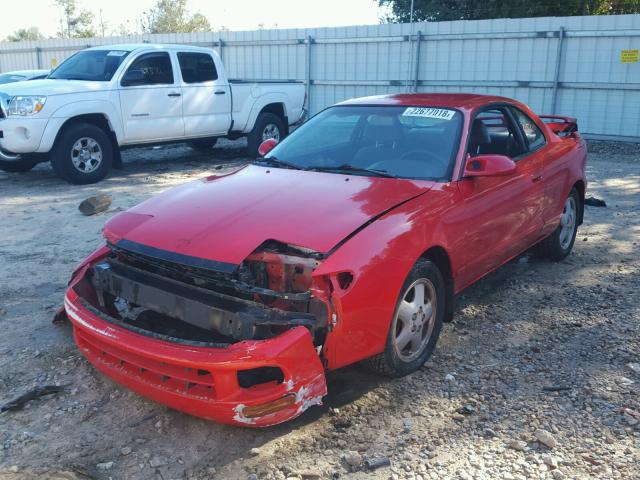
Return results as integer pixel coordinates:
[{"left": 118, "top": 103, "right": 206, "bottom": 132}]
[{"left": 63, "top": 256, "right": 328, "bottom": 427}]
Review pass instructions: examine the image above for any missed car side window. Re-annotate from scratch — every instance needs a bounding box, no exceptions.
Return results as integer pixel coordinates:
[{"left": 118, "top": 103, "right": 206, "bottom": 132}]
[
  {"left": 511, "top": 107, "right": 546, "bottom": 152},
  {"left": 121, "top": 52, "right": 173, "bottom": 87},
  {"left": 469, "top": 108, "right": 525, "bottom": 158},
  {"left": 177, "top": 52, "right": 218, "bottom": 83}
]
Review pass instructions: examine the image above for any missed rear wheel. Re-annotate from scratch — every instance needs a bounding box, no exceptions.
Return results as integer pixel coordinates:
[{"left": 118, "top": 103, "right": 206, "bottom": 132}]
[
  {"left": 368, "top": 259, "right": 445, "bottom": 377},
  {"left": 247, "top": 112, "right": 286, "bottom": 158},
  {"left": 0, "top": 155, "right": 39, "bottom": 173},
  {"left": 188, "top": 137, "right": 218, "bottom": 151},
  {"left": 535, "top": 187, "right": 580, "bottom": 261},
  {"left": 50, "top": 123, "right": 113, "bottom": 185}
]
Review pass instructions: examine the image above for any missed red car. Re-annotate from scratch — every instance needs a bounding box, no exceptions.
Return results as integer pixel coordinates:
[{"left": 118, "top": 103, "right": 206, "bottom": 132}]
[{"left": 63, "top": 93, "right": 586, "bottom": 426}]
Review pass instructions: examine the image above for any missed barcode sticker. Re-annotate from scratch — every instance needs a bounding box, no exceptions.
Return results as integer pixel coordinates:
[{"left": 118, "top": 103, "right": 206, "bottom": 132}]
[{"left": 402, "top": 107, "right": 456, "bottom": 120}]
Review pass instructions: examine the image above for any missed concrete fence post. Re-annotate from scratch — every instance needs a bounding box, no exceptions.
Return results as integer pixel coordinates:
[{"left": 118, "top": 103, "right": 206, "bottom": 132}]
[
  {"left": 413, "top": 30, "right": 422, "bottom": 92},
  {"left": 306, "top": 35, "right": 313, "bottom": 115},
  {"left": 551, "top": 26, "right": 566, "bottom": 114},
  {"left": 36, "top": 47, "right": 42, "bottom": 69},
  {"left": 217, "top": 38, "right": 224, "bottom": 64}
]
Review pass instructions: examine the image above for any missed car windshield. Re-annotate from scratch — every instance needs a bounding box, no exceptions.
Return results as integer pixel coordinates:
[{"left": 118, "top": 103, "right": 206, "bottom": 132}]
[
  {"left": 0, "top": 74, "right": 26, "bottom": 84},
  {"left": 48, "top": 49, "right": 131, "bottom": 81},
  {"left": 261, "top": 105, "right": 463, "bottom": 180}
]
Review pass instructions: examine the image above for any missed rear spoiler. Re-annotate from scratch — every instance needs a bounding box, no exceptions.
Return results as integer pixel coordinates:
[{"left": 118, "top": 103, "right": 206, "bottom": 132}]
[{"left": 539, "top": 115, "right": 578, "bottom": 137}]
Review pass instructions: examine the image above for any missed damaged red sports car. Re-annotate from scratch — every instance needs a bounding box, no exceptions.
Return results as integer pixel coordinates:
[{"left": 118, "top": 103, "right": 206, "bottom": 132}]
[{"left": 63, "top": 93, "right": 587, "bottom": 426}]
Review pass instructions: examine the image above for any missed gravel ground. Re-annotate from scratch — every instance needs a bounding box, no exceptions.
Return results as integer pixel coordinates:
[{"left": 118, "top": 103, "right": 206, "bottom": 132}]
[{"left": 0, "top": 140, "right": 638, "bottom": 480}]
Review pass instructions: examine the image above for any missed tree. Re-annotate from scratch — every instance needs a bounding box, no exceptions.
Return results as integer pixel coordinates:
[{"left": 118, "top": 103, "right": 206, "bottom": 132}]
[
  {"left": 55, "top": 0, "right": 96, "bottom": 38},
  {"left": 5, "top": 27, "right": 45, "bottom": 42},
  {"left": 379, "top": 0, "right": 640, "bottom": 22},
  {"left": 142, "top": 0, "right": 211, "bottom": 34}
]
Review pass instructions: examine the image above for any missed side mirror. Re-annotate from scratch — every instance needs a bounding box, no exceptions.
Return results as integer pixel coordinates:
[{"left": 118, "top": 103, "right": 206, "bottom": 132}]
[
  {"left": 463, "top": 154, "right": 516, "bottom": 178},
  {"left": 121, "top": 69, "right": 145, "bottom": 87},
  {"left": 258, "top": 138, "right": 278, "bottom": 157}
]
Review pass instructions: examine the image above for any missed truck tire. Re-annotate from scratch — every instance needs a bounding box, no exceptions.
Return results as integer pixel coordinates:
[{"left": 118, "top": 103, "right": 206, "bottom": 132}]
[
  {"left": 247, "top": 112, "right": 286, "bottom": 158},
  {"left": 188, "top": 137, "right": 218, "bottom": 151},
  {"left": 0, "top": 155, "right": 39, "bottom": 173},
  {"left": 50, "top": 123, "right": 113, "bottom": 185}
]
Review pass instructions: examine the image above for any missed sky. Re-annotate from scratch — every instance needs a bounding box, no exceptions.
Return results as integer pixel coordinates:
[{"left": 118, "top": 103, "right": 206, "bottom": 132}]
[{"left": 6, "top": 0, "right": 388, "bottom": 37}]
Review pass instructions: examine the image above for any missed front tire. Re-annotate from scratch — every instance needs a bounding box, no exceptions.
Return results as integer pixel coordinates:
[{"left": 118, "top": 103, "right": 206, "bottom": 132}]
[
  {"left": 368, "top": 259, "right": 445, "bottom": 378},
  {"left": 50, "top": 123, "right": 113, "bottom": 185},
  {"left": 535, "top": 187, "right": 580, "bottom": 261},
  {"left": 247, "top": 112, "right": 286, "bottom": 158}
]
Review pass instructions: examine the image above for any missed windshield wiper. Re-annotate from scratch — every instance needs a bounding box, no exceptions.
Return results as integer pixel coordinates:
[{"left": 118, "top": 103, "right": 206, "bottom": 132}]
[
  {"left": 307, "top": 164, "right": 395, "bottom": 178},
  {"left": 253, "top": 157, "right": 303, "bottom": 170}
]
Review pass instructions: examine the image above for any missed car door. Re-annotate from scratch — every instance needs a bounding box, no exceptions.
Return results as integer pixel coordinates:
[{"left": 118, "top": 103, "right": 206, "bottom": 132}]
[
  {"left": 511, "top": 106, "right": 574, "bottom": 227},
  {"left": 118, "top": 51, "right": 184, "bottom": 143},
  {"left": 452, "top": 106, "right": 545, "bottom": 287},
  {"left": 177, "top": 51, "right": 231, "bottom": 137}
]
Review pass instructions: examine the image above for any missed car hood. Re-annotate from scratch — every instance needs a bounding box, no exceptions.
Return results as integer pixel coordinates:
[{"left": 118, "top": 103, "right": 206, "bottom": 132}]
[
  {"left": 104, "top": 165, "right": 435, "bottom": 267},
  {"left": 0, "top": 79, "right": 110, "bottom": 96}
]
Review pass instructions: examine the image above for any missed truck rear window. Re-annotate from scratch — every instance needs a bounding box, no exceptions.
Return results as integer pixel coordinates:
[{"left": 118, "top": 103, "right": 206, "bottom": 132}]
[{"left": 177, "top": 52, "right": 218, "bottom": 83}]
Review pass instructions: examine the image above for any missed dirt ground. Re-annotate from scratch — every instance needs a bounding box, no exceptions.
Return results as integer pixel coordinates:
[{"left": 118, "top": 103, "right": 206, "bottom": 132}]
[{"left": 0, "top": 140, "right": 638, "bottom": 480}]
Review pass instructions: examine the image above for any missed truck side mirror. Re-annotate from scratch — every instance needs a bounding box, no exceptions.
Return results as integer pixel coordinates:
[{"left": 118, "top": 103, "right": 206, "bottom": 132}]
[
  {"left": 258, "top": 138, "right": 278, "bottom": 157},
  {"left": 121, "top": 69, "right": 145, "bottom": 87}
]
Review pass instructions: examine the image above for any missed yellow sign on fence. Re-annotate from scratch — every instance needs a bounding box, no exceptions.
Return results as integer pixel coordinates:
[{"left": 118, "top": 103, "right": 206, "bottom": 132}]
[{"left": 621, "top": 49, "right": 639, "bottom": 63}]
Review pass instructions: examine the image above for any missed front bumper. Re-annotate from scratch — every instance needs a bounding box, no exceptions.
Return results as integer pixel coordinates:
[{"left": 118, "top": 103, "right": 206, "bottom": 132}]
[
  {"left": 0, "top": 117, "right": 48, "bottom": 154},
  {"left": 64, "top": 286, "right": 327, "bottom": 427}
]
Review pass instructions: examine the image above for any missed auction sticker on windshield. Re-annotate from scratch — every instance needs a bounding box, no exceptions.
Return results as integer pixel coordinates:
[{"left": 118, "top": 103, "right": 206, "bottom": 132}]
[
  {"left": 107, "top": 51, "right": 128, "bottom": 57},
  {"left": 402, "top": 107, "right": 455, "bottom": 120}
]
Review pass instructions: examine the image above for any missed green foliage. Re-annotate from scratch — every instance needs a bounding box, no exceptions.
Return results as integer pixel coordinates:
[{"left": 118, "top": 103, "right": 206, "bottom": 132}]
[
  {"left": 379, "top": 0, "right": 640, "bottom": 22},
  {"left": 142, "top": 0, "right": 212, "bottom": 34},
  {"left": 6, "top": 27, "right": 45, "bottom": 42},
  {"left": 55, "top": 0, "right": 96, "bottom": 38}
]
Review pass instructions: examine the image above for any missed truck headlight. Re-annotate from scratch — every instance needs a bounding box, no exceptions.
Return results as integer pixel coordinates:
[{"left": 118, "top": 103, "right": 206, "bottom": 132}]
[{"left": 7, "top": 96, "right": 46, "bottom": 116}]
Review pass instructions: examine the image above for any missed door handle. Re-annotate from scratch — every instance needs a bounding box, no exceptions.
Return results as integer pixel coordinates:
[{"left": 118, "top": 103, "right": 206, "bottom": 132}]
[
  {"left": 532, "top": 174, "right": 543, "bottom": 182},
  {"left": 167, "top": 92, "right": 181, "bottom": 97},
  {"left": 214, "top": 90, "right": 226, "bottom": 95}
]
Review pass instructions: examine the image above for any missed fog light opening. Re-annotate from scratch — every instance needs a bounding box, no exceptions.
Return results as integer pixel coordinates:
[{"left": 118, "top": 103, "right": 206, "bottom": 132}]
[{"left": 238, "top": 366, "right": 285, "bottom": 388}]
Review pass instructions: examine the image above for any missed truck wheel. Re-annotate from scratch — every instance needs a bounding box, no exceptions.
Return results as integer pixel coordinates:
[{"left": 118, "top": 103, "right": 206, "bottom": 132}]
[
  {"left": 247, "top": 112, "right": 286, "bottom": 158},
  {"left": 188, "top": 137, "right": 218, "bottom": 151},
  {"left": 535, "top": 187, "right": 580, "bottom": 261},
  {"left": 0, "top": 155, "right": 39, "bottom": 173},
  {"left": 50, "top": 123, "right": 113, "bottom": 185},
  {"left": 367, "top": 259, "right": 445, "bottom": 378}
]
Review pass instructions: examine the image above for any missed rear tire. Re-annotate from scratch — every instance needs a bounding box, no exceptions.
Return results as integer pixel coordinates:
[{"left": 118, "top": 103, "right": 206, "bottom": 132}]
[
  {"left": 188, "top": 137, "right": 218, "bottom": 151},
  {"left": 50, "top": 123, "right": 113, "bottom": 185},
  {"left": 0, "top": 155, "right": 39, "bottom": 173},
  {"left": 368, "top": 259, "right": 445, "bottom": 378},
  {"left": 535, "top": 187, "right": 580, "bottom": 261},
  {"left": 247, "top": 112, "right": 286, "bottom": 158}
]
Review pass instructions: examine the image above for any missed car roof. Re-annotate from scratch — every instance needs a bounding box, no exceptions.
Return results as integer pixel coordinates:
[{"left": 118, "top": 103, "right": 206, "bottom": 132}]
[
  {"left": 87, "top": 43, "right": 213, "bottom": 53},
  {"left": 336, "top": 93, "right": 518, "bottom": 110}
]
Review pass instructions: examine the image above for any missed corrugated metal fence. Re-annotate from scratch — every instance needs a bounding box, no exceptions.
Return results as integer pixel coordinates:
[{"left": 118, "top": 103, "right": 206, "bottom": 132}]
[{"left": 1, "top": 14, "right": 639, "bottom": 141}]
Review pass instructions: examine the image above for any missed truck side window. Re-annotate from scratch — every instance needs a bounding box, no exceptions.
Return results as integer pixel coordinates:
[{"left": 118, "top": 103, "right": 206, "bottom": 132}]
[
  {"left": 177, "top": 53, "right": 218, "bottom": 83},
  {"left": 121, "top": 52, "right": 174, "bottom": 86}
]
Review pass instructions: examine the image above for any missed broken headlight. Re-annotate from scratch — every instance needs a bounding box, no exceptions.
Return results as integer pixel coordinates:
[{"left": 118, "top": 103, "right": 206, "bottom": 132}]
[{"left": 238, "top": 242, "right": 323, "bottom": 295}]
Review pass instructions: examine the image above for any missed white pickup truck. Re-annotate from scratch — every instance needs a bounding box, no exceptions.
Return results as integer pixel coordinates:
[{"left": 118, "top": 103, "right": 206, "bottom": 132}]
[{"left": 0, "top": 44, "right": 306, "bottom": 184}]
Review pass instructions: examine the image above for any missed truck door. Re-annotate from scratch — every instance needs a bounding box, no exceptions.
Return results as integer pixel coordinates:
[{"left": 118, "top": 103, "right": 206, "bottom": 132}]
[
  {"left": 118, "top": 51, "right": 184, "bottom": 143},
  {"left": 177, "top": 51, "right": 231, "bottom": 137}
]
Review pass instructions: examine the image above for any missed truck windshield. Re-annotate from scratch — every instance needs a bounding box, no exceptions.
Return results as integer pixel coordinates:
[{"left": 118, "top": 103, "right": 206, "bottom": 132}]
[
  {"left": 262, "top": 105, "right": 463, "bottom": 181},
  {"left": 49, "top": 50, "right": 131, "bottom": 81}
]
